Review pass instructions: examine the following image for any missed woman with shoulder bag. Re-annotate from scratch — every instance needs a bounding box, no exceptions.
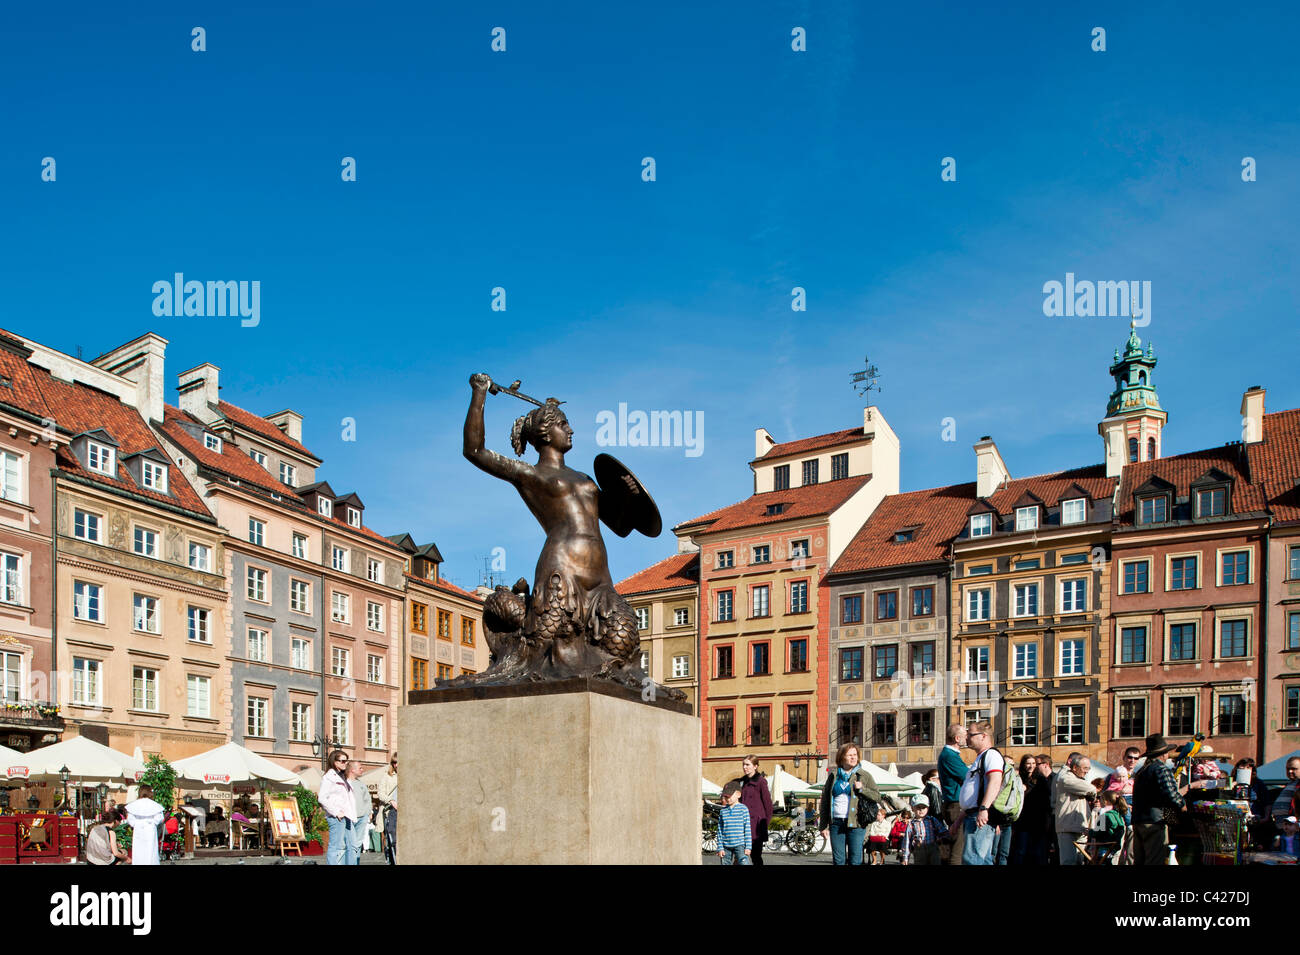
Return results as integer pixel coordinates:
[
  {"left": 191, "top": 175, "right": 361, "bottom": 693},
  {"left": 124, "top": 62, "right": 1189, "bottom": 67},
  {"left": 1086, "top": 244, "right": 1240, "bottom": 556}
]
[{"left": 818, "top": 743, "right": 882, "bottom": 865}]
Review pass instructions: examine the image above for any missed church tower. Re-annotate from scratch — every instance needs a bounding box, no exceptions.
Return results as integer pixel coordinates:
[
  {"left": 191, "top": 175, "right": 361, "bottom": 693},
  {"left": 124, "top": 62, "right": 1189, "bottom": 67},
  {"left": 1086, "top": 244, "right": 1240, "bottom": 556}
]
[{"left": 1098, "top": 322, "right": 1167, "bottom": 477}]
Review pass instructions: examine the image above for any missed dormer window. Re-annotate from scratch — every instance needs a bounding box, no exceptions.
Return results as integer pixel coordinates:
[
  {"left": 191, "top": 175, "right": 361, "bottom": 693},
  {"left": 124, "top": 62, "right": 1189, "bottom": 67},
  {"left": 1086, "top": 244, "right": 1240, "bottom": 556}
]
[
  {"left": 893, "top": 529, "right": 915, "bottom": 543},
  {"left": 801, "top": 460, "right": 819, "bottom": 486},
  {"left": 1196, "top": 487, "right": 1227, "bottom": 518},
  {"left": 347, "top": 507, "right": 361, "bottom": 528},
  {"left": 280, "top": 463, "right": 297, "bottom": 486},
  {"left": 1060, "top": 498, "right": 1086, "bottom": 525},
  {"left": 1015, "top": 506, "right": 1039, "bottom": 531},
  {"left": 141, "top": 460, "right": 168, "bottom": 493},
  {"left": 318, "top": 497, "right": 333, "bottom": 518},
  {"left": 1138, "top": 495, "right": 1168, "bottom": 524},
  {"left": 765, "top": 504, "right": 785, "bottom": 516},
  {"left": 204, "top": 433, "right": 222, "bottom": 453},
  {"left": 86, "top": 441, "right": 115, "bottom": 476},
  {"left": 970, "top": 513, "right": 993, "bottom": 538},
  {"left": 249, "top": 448, "right": 267, "bottom": 467}
]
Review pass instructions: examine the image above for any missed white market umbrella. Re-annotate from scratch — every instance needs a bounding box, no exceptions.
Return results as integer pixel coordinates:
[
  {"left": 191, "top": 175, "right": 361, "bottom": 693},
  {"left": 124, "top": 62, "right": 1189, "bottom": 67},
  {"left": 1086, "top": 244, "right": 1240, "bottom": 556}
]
[
  {"left": 702, "top": 777, "right": 722, "bottom": 797},
  {"left": 172, "top": 742, "right": 301, "bottom": 789},
  {"left": 295, "top": 766, "right": 324, "bottom": 790},
  {"left": 858, "top": 759, "right": 921, "bottom": 792},
  {"left": 900, "top": 771, "right": 924, "bottom": 790},
  {"left": 768, "top": 768, "right": 809, "bottom": 808},
  {"left": 8, "top": 735, "right": 145, "bottom": 783}
]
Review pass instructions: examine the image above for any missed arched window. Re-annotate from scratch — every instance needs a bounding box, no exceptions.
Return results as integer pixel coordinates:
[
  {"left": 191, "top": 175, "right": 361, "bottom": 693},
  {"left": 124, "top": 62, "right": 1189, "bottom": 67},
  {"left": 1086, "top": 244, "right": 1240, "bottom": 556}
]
[
  {"left": 1148, "top": 437, "right": 1156, "bottom": 460},
  {"left": 1128, "top": 437, "right": 1139, "bottom": 463}
]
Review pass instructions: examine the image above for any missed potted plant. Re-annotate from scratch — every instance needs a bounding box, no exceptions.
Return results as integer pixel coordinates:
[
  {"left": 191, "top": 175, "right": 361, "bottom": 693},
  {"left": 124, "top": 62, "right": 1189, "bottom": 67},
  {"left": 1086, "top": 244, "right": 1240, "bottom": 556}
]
[{"left": 293, "top": 784, "right": 327, "bottom": 856}]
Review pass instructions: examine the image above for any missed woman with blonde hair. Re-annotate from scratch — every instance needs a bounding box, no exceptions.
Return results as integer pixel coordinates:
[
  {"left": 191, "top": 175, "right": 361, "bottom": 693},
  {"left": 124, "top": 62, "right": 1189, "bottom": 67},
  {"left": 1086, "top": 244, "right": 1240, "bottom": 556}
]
[{"left": 817, "top": 743, "right": 882, "bottom": 865}]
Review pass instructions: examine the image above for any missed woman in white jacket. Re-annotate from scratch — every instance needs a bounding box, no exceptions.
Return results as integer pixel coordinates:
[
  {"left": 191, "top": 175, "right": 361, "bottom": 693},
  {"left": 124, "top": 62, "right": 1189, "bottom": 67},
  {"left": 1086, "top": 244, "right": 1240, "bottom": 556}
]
[{"left": 318, "top": 750, "right": 358, "bottom": 865}]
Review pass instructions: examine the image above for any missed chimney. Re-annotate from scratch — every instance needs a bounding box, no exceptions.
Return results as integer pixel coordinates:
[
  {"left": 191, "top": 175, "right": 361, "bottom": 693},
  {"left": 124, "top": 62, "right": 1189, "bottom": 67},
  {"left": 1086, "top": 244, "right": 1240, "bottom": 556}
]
[
  {"left": 755, "top": 427, "right": 775, "bottom": 460},
  {"left": 177, "top": 363, "right": 221, "bottom": 424},
  {"left": 1241, "top": 386, "right": 1265, "bottom": 444},
  {"left": 974, "top": 435, "right": 1010, "bottom": 498},
  {"left": 267, "top": 410, "right": 304, "bottom": 444},
  {"left": 677, "top": 536, "right": 699, "bottom": 555},
  {"left": 90, "top": 333, "right": 168, "bottom": 424}
]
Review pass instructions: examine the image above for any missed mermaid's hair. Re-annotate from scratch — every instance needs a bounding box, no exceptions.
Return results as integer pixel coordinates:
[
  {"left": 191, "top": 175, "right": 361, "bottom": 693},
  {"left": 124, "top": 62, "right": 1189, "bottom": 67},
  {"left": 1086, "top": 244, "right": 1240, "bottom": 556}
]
[{"left": 510, "top": 399, "right": 564, "bottom": 456}]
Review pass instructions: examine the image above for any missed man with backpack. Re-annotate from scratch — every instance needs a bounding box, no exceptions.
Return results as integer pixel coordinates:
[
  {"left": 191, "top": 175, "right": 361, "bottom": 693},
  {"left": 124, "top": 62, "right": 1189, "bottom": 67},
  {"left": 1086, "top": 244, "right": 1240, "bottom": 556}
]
[
  {"left": 1053, "top": 753, "right": 1096, "bottom": 865},
  {"left": 955, "top": 721, "right": 1017, "bottom": 865}
]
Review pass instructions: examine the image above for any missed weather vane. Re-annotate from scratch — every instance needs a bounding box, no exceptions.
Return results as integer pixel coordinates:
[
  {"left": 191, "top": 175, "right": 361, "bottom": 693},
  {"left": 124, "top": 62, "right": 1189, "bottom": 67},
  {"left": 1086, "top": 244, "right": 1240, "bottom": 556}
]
[{"left": 850, "top": 356, "right": 882, "bottom": 398}]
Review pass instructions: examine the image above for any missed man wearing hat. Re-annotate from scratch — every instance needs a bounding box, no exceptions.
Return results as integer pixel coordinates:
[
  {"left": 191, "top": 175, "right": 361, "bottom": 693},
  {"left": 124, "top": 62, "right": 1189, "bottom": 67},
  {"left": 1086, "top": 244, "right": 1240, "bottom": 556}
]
[
  {"left": 900, "top": 793, "right": 948, "bottom": 866},
  {"left": 1130, "top": 733, "right": 1195, "bottom": 865}
]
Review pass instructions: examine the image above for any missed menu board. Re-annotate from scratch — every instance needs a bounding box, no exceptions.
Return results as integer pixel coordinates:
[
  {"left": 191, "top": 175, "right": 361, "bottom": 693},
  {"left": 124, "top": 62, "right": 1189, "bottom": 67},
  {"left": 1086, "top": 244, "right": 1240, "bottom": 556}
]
[{"left": 265, "top": 796, "right": 305, "bottom": 842}]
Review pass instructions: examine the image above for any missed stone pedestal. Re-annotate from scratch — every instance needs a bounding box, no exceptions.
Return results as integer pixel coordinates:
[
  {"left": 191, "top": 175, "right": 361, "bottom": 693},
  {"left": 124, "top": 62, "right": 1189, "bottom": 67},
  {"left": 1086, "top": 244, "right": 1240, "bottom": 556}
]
[{"left": 398, "top": 678, "right": 699, "bottom": 865}]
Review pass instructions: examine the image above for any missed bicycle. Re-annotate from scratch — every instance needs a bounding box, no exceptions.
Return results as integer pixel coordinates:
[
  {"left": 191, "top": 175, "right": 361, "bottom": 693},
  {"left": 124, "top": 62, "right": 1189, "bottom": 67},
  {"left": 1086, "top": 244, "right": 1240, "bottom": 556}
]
[
  {"left": 702, "top": 826, "right": 719, "bottom": 852},
  {"left": 785, "top": 827, "right": 826, "bottom": 855},
  {"left": 764, "top": 830, "right": 786, "bottom": 852}
]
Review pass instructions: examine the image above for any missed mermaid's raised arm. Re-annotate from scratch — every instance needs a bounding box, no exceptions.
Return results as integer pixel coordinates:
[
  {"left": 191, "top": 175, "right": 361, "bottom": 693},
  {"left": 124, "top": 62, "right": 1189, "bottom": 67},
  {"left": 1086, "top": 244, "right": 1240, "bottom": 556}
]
[{"left": 464, "top": 373, "right": 532, "bottom": 485}]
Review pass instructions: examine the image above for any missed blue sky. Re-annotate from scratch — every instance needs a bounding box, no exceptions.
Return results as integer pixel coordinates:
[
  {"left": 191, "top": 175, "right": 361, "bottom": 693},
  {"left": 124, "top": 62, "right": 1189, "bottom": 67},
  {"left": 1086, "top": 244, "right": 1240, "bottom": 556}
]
[{"left": 3, "top": 1, "right": 1298, "bottom": 588}]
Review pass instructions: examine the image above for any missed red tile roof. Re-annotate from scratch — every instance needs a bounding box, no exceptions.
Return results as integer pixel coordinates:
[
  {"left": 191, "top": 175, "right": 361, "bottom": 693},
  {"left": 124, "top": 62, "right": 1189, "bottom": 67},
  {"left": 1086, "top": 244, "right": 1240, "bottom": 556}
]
[
  {"left": 676, "top": 474, "right": 871, "bottom": 535},
  {"left": 982, "top": 464, "right": 1116, "bottom": 513},
  {"left": 162, "top": 405, "right": 301, "bottom": 499},
  {"left": 37, "top": 377, "right": 213, "bottom": 519},
  {"left": 1114, "top": 444, "right": 1263, "bottom": 525},
  {"left": 409, "top": 576, "right": 484, "bottom": 602},
  {"left": 616, "top": 552, "right": 700, "bottom": 596},
  {"left": 751, "top": 426, "right": 867, "bottom": 464},
  {"left": 0, "top": 335, "right": 61, "bottom": 421},
  {"left": 216, "top": 400, "right": 317, "bottom": 460},
  {"left": 829, "top": 482, "right": 978, "bottom": 575},
  {"left": 1250, "top": 408, "right": 1300, "bottom": 524}
]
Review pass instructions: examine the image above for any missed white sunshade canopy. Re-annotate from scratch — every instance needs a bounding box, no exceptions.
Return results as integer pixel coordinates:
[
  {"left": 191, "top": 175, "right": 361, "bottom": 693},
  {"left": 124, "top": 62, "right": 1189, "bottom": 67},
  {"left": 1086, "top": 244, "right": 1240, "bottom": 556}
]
[
  {"left": 172, "top": 742, "right": 301, "bottom": 789},
  {"left": 295, "top": 766, "right": 324, "bottom": 790},
  {"left": 767, "top": 767, "right": 813, "bottom": 805},
  {"left": 702, "top": 777, "right": 722, "bottom": 796},
  {"left": 6, "top": 736, "right": 146, "bottom": 783}
]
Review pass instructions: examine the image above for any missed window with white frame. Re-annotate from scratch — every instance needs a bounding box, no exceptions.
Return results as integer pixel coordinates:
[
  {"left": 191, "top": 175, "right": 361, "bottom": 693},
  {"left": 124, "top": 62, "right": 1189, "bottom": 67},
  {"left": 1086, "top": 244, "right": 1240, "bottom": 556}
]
[
  {"left": 133, "top": 594, "right": 159, "bottom": 633},
  {"left": 717, "top": 591, "right": 733, "bottom": 621},
  {"left": 331, "top": 591, "right": 349, "bottom": 623},
  {"left": 752, "top": 585, "right": 770, "bottom": 617},
  {"left": 279, "top": 462, "right": 297, "bottom": 486},
  {"left": 247, "top": 566, "right": 267, "bottom": 602},
  {"left": 332, "top": 708, "right": 350, "bottom": 745},
  {"left": 790, "top": 580, "right": 808, "bottom": 613},
  {"left": 1196, "top": 487, "right": 1227, "bottom": 518},
  {"left": 249, "top": 448, "right": 267, "bottom": 467},
  {"left": 0, "top": 651, "right": 19, "bottom": 701},
  {"left": 966, "top": 646, "right": 989, "bottom": 682},
  {"left": 331, "top": 646, "right": 350, "bottom": 677},
  {"left": 672, "top": 654, "right": 690, "bottom": 678},
  {"left": 132, "top": 667, "right": 159, "bottom": 712},
  {"left": 73, "top": 580, "right": 103, "bottom": 622},
  {"left": 366, "top": 601, "right": 383, "bottom": 632},
  {"left": 291, "top": 636, "right": 310, "bottom": 670},
  {"left": 366, "top": 558, "right": 382, "bottom": 582},
  {"left": 247, "top": 697, "right": 268, "bottom": 737},
  {"left": 970, "top": 513, "right": 993, "bottom": 537},
  {"left": 1061, "top": 578, "right": 1087, "bottom": 613},
  {"left": 290, "top": 579, "right": 310, "bottom": 613},
  {"left": 318, "top": 497, "right": 333, "bottom": 518},
  {"left": 188, "top": 607, "right": 211, "bottom": 643},
  {"left": 1059, "top": 639, "right": 1085, "bottom": 676},
  {"left": 291, "top": 702, "right": 311, "bottom": 741},
  {"left": 347, "top": 507, "right": 361, "bottom": 528},
  {"left": 635, "top": 607, "right": 649, "bottom": 630},
  {"left": 967, "top": 588, "right": 991, "bottom": 621},
  {"left": 367, "top": 712, "right": 383, "bottom": 748},
  {"left": 0, "top": 452, "right": 21, "bottom": 502},
  {"left": 86, "top": 441, "right": 115, "bottom": 476},
  {"left": 1015, "top": 506, "right": 1039, "bottom": 531},
  {"left": 133, "top": 527, "right": 158, "bottom": 558},
  {"left": 1061, "top": 498, "right": 1086, "bottom": 525},
  {"left": 674, "top": 607, "right": 689, "bottom": 626},
  {"left": 247, "top": 627, "right": 268, "bottom": 663},
  {"left": 73, "top": 508, "right": 102, "bottom": 542},
  {"left": 332, "top": 546, "right": 349, "bottom": 573},
  {"left": 0, "top": 553, "right": 20, "bottom": 605},
  {"left": 141, "top": 460, "right": 168, "bottom": 493},
  {"left": 1138, "top": 496, "right": 1168, "bottom": 525},
  {"left": 203, "top": 433, "right": 222, "bottom": 452},
  {"left": 188, "top": 541, "right": 211, "bottom": 572},
  {"left": 367, "top": 653, "right": 383, "bottom": 682},
  {"left": 72, "top": 657, "right": 101, "bottom": 705},
  {"left": 1010, "top": 707, "right": 1038, "bottom": 746},
  {"left": 1013, "top": 582, "right": 1039, "bottom": 617},
  {"left": 1013, "top": 642, "right": 1037, "bottom": 679},
  {"left": 1055, "top": 704, "right": 1084, "bottom": 744},
  {"left": 293, "top": 534, "right": 308, "bottom": 560},
  {"left": 248, "top": 517, "right": 265, "bottom": 546},
  {"left": 187, "top": 674, "right": 211, "bottom": 717}
]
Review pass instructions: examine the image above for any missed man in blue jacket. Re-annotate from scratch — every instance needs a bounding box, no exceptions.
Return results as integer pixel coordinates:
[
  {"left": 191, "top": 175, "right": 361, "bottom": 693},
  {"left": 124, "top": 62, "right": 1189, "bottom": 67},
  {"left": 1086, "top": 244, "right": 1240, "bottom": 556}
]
[{"left": 938, "top": 722, "right": 969, "bottom": 864}]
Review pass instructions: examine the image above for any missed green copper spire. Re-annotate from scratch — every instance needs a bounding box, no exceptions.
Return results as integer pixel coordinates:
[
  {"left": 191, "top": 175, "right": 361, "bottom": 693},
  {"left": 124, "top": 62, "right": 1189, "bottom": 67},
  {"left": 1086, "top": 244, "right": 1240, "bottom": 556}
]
[{"left": 1106, "top": 321, "right": 1162, "bottom": 417}]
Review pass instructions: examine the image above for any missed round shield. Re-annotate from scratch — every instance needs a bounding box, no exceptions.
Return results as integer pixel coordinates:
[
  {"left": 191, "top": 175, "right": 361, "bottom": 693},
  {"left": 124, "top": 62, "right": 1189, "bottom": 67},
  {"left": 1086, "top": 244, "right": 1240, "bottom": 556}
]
[{"left": 594, "top": 453, "right": 662, "bottom": 538}]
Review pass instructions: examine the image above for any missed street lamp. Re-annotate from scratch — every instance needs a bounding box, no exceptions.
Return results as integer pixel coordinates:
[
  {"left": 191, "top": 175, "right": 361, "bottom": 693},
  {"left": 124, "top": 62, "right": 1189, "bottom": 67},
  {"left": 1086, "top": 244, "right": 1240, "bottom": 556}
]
[
  {"left": 58, "top": 765, "right": 70, "bottom": 810},
  {"left": 96, "top": 783, "right": 108, "bottom": 818}
]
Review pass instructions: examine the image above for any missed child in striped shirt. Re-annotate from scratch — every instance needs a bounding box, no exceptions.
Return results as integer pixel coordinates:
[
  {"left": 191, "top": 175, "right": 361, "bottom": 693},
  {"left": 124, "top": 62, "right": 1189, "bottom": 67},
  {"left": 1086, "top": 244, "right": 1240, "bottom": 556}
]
[{"left": 717, "top": 782, "right": 752, "bottom": 865}]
